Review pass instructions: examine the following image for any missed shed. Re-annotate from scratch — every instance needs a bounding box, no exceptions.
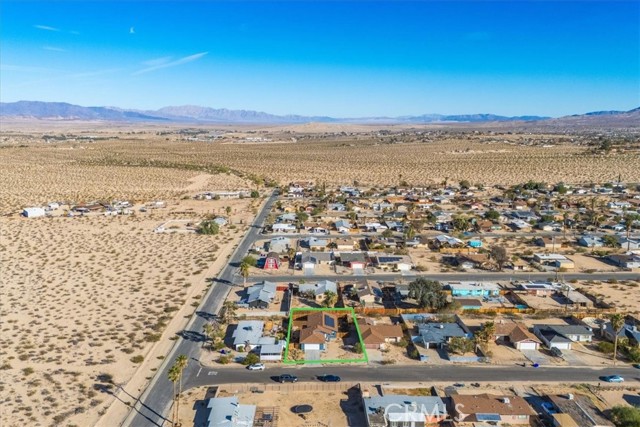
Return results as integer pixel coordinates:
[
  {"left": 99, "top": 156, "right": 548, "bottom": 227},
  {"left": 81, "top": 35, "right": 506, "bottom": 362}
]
[{"left": 22, "top": 207, "right": 46, "bottom": 218}]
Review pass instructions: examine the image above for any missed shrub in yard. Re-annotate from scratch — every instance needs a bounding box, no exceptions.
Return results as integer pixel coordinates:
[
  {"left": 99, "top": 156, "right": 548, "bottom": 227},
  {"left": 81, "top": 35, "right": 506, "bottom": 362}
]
[
  {"left": 130, "top": 355, "right": 144, "bottom": 363},
  {"left": 597, "top": 341, "right": 614, "bottom": 354},
  {"left": 242, "top": 353, "right": 260, "bottom": 366}
]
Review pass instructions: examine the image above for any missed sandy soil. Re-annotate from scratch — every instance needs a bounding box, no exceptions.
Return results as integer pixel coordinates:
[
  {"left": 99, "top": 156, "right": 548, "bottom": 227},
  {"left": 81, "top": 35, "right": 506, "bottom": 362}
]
[
  {"left": 0, "top": 196, "right": 257, "bottom": 427},
  {"left": 577, "top": 279, "right": 640, "bottom": 314}
]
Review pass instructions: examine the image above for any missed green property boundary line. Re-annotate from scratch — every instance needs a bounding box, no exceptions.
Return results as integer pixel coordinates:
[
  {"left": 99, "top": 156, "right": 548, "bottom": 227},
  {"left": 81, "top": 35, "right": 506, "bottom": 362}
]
[{"left": 283, "top": 307, "right": 368, "bottom": 365}]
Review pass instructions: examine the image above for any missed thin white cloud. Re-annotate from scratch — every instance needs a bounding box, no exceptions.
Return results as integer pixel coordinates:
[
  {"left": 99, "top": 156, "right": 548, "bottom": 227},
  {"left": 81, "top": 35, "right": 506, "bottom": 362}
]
[
  {"left": 34, "top": 24, "right": 60, "bottom": 32},
  {"left": 132, "top": 52, "right": 208, "bottom": 75},
  {"left": 142, "top": 56, "right": 173, "bottom": 67},
  {"left": 43, "top": 46, "right": 67, "bottom": 52},
  {"left": 0, "top": 64, "right": 59, "bottom": 73},
  {"left": 71, "top": 68, "right": 122, "bottom": 79},
  {"left": 130, "top": 27, "right": 135, "bottom": 34}
]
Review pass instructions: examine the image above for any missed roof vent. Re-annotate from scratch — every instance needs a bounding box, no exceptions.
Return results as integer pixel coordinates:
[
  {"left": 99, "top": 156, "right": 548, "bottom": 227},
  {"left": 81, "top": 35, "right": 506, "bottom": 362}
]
[
  {"left": 567, "top": 393, "right": 574, "bottom": 400},
  {"left": 502, "top": 397, "right": 510, "bottom": 404}
]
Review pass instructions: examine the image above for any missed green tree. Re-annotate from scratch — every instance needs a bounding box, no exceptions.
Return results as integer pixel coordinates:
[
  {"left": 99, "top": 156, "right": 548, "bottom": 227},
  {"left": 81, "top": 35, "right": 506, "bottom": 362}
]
[
  {"left": 448, "top": 337, "right": 475, "bottom": 355},
  {"left": 242, "top": 352, "right": 260, "bottom": 365},
  {"left": 323, "top": 290, "right": 338, "bottom": 308},
  {"left": 602, "top": 235, "right": 620, "bottom": 248},
  {"left": 490, "top": 246, "right": 508, "bottom": 271},
  {"left": 407, "top": 278, "right": 447, "bottom": 309},
  {"left": 459, "top": 180, "right": 471, "bottom": 189},
  {"left": 198, "top": 220, "right": 219, "bottom": 235},
  {"left": 610, "top": 406, "right": 640, "bottom": 427},
  {"left": 239, "top": 261, "right": 250, "bottom": 286},
  {"left": 381, "top": 229, "right": 394, "bottom": 238},
  {"left": 475, "top": 321, "right": 496, "bottom": 346},
  {"left": 242, "top": 256, "right": 257, "bottom": 267},
  {"left": 452, "top": 215, "right": 470, "bottom": 232},
  {"left": 485, "top": 210, "right": 500, "bottom": 221},
  {"left": 296, "top": 211, "right": 309, "bottom": 224},
  {"left": 353, "top": 342, "right": 364, "bottom": 354}
]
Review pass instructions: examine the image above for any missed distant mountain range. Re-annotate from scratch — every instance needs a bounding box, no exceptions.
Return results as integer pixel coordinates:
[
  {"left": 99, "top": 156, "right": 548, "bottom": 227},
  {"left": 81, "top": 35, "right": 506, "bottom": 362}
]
[{"left": 1, "top": 100, "right": 638, "bottom": 125}]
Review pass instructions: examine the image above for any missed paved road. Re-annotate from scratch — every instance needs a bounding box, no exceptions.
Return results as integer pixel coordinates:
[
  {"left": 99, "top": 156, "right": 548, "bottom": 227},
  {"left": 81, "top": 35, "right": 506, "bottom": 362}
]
[
  {"left": 251, "top": 272, "right": 640, "bottom": 283},
  {"left": 126, "top": 191, "right": 280, "bottom": 427},
  {"left": 187, "top": 364, "right": 640, "bottom": 388}
]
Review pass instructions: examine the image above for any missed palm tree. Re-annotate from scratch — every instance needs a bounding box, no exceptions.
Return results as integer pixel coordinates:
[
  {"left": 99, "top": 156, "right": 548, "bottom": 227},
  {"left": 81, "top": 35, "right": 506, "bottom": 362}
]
[
  {"left": 220, "top": 301, "right": 237, "bottom": 324},
  {"left": 623, "top": 214, "right": 639, "bottom": 251},
  {"left": 174, "top": 354, "right": 189, "bottom": 425},
  {"left": 167, "top": 365, "right": 180, "bottom": 425},
  {"left": 202, "top": 323, "right": 214, "bottom": 351},
  {"left": 239, "top": 261, "right": 250, "bottom": 286},
  {"left": 609, "top": 313, "right": 625, "bottom": 366},
  {"left": 562, "top": 211, "right": 569, "bottom": 239}
]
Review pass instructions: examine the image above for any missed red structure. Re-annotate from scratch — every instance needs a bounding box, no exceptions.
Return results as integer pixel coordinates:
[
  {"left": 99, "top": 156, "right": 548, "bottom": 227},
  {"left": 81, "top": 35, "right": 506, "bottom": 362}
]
[{"left": 263, "top": 252, "right": 281, "bottom": 270}]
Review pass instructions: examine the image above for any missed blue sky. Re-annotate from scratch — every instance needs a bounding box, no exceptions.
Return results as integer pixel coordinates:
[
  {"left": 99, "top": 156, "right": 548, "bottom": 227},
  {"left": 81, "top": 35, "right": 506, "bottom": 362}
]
[{"left": 1, "top": 1, "right": 638, "bottom": 117}]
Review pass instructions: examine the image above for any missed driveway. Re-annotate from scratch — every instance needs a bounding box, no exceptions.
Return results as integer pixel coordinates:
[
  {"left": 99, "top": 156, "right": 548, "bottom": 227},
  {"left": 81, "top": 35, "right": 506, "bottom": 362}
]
[
  {"left": 367, "top": 349, "right": 384, "bottom": 364},
  {"left": 522, "top": 350, "right": 552, "bottom": 366},
  {"left": 561, "top": 349, "right": 587, "bottom": 366},
  {"left": 304, "top": 349, "right": 321, "bottom": 361}
]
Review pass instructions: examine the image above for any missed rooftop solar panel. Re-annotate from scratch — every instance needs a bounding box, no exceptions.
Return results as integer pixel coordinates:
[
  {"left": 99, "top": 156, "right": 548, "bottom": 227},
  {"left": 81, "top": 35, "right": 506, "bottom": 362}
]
[
  {"left": 477, "top": 413, "right": 502, "bottom": 422},
  {"left": 324, "top": 314, "right": 335, "bottom": 328}
]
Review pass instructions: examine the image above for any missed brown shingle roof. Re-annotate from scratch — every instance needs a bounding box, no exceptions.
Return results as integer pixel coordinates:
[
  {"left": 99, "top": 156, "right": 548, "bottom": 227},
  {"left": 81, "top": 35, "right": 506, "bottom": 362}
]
[
  {"left": 451, "top": 394, "right": 535, "bottom": 419},
  {"left": 359, "top": 324, "right": 403, "bottom": 344}
]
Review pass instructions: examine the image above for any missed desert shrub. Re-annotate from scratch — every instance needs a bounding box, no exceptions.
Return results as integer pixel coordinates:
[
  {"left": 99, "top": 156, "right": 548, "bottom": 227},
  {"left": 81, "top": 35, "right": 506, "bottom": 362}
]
[
  {"left": 597, "top": 342, "right": 614, "bottom": 354},
  {"left": 130, "top": 355, "right": 144, "bottom": 363},
  {"left": 242, "top": 353, "right": 260, "bottom": 365}
]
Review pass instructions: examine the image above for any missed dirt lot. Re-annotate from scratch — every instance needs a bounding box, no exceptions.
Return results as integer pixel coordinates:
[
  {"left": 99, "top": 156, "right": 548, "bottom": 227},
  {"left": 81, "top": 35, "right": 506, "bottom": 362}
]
[
  {"left": 575, "top": 279, "right": 640, "bottom": 313},
  {"left": 0, "top": 196, "right": 258, "bottom": 427},
  {"left": 179, "top": 384, "right": 366, "bottom": 427}
]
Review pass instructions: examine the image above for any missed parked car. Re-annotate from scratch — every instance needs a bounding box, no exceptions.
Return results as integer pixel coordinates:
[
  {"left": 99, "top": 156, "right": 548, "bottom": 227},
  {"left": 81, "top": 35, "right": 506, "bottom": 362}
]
[
  {"left": 278, "top": 374, "right": 298, "bottom": 383},
  {"left": 317, "top": 374, "right": 341, "bottom": 382},
  {"left": 550, "top": 347, "right": 564, "bottom": 358},
  {"left": 247, "top": 363, "right": 265, "bottom": 371},
  {"left": 602, "top": 375, "right": 624, "bottom": 383},
  {"left": 633, "top": 364, "right": 640, "bottom": 369}
]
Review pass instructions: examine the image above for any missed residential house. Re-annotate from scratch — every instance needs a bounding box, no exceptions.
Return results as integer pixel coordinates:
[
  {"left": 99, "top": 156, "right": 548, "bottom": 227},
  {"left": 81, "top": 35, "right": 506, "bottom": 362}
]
[
  {"left": 608, "top": 253, "right": 640, "bottom": 268},
  {"left": 450, "top": 394, "right": 536, "bottom": 425},
  {"left": 266, "top": 236, "right": 291, "bottom": 254},
  {"left": 271, "top": 223, "right": 296, "bottom": 233},
  {"left": 363, "top": 395, "right": 447, "bottom": 427},
  {"left": 535, "top": 236, "right": 559, "bottom": 250},
  {"left": 448, "top": 281, "right": 500, "bottom": 298},
  {"left": 518, "top": 282, "right": 557, "bottom": 296},
  {"left": 432, "top": 234, "right": 464, "bottom": 249},
  {"left": 206, "top": 396, "right": 256, "bottom": 427},
  {"left": 232, "top": 320, "right": 265, "bottom": 351},
  {"left": 534, "top": 253, "right": 575, "bottom": 270},
  {"left": 339, "top": 252, "right": 368, "bottom": 270},
  {"left": 298, "top": 280, "right": 337, "bottom": 303},
  {"left": 494, "top": 322, "right": 541, "bottom": 351},
  {"left": 602, "top": 322, "right": 640, "bottom": 347},
  {"left": 261, "top": 252, "right": 281, "bottom": 270},
  {"left": 245, "top": 281, "right": 277, "bottom": 309},
  {"left": 357, "top": 321, "right": 404, "bottom": 350},
  {"left": 457, "top": 253, "right": 493, "bottom": 270},
  {"left": 578, "top": 235, "right": 604, "bottom": 248},
  {"left": 616, "top": 236, "right": 640, "bottom": 250},
  {"left": 547, "top": 394, "right": 614, "bottom": 427},
  {"left": 334, "top": 219, "right": 352, "bottom": 233},
  {"left": 335, "top": 237, "right": 358, "bottom": 251},
  {"left": 298, "top": 311, "right": 339, "bottom": 351},
  {"left": 276, "top": 213, "right": 297, "bottom": 223},
  {"left": 259, "top": 342, "right": 284, "bottom": 362},
  {"left": 533, "top": 325, "right": 593, "bottom": 350},
  {"left": 300, "top": 237, "right": 329, "bottom": 251},
  {"left": 354, "top": 279, "right": 381, "bottom": 306},
  {"left": 412, "top": 321, "right": 471, "bottom": 349},
  {"left": 370, "top": 254, "right": 414, "bottom": 271}
]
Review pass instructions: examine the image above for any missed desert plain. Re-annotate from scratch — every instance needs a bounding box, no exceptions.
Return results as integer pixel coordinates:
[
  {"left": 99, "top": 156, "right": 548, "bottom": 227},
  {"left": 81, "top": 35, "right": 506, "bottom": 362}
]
[{"left": 1, "top": 122, "right": 639, "bottom": 426}]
